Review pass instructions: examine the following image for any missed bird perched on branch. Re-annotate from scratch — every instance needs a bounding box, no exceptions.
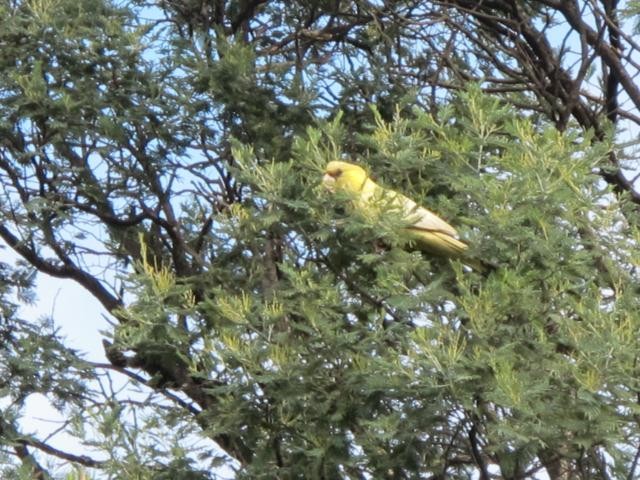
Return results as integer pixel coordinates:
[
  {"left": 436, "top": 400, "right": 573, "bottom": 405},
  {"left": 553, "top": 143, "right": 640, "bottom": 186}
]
[{"left": 322, "top": 160, "right": 486, "bottom": 270}]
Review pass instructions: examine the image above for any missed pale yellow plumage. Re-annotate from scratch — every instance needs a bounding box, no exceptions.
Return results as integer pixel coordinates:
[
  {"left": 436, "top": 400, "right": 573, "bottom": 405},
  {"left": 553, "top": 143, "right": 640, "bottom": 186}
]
[{"left": 322, "top": 160, "right": 468, "bottom": 258}]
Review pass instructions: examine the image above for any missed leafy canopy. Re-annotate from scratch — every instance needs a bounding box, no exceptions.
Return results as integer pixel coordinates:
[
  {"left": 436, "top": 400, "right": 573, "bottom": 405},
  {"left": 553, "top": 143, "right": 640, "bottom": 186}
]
[{"left": 1, "top": 0, "right": 639, "bottom": 478}]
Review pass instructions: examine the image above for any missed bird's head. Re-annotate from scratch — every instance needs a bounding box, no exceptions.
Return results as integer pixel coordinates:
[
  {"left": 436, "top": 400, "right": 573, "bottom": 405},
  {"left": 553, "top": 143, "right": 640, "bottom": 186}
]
[{"left": 323, "top": 161, "right": 368, "bottom": 193}]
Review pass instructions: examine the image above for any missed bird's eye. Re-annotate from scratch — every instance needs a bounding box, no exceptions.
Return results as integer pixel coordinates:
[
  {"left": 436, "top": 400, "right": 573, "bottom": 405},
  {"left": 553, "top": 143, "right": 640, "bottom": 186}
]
[{"left": 334, "top": 169, "right": 342, "bottom": 177}]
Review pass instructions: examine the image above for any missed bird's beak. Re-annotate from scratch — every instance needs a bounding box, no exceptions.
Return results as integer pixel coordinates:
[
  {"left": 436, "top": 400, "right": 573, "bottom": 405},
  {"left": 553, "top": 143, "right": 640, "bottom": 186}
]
[{"left": 322, "top": 173, "right": 336, "bottom": 191}]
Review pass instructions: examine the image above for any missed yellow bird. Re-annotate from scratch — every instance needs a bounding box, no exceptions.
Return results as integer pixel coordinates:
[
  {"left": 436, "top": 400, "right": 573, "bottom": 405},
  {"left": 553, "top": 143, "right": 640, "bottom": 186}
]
[{"left": 322, "top": 160, "right": 469, "bottom": 259}]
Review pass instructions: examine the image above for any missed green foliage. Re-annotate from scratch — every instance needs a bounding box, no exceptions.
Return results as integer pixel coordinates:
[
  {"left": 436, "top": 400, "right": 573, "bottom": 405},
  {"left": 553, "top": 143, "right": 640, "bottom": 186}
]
[
  {"left": 195, "top": 86, "right": 639, "bottom": 478},
  {"left": 106, "top": 85, "right": 639, "bottom": 478},
  {"left": 1, "top": 0, "right": 640, "bottom": 478}
]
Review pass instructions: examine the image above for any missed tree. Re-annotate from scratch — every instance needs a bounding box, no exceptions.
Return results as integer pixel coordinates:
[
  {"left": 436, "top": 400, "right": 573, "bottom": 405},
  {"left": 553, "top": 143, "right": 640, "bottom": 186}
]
[{"left": 0, "top": 0, "right": 639, "bottom": 478}]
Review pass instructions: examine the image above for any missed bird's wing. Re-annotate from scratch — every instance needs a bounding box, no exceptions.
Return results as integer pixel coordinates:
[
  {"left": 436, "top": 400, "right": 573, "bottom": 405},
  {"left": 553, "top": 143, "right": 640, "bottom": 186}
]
[
  {"left": 391, "top": 191, "right": 459, "bottom": 237},
  {"left": 358, "top": 180, "right": 459, "bottom": 237}
]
